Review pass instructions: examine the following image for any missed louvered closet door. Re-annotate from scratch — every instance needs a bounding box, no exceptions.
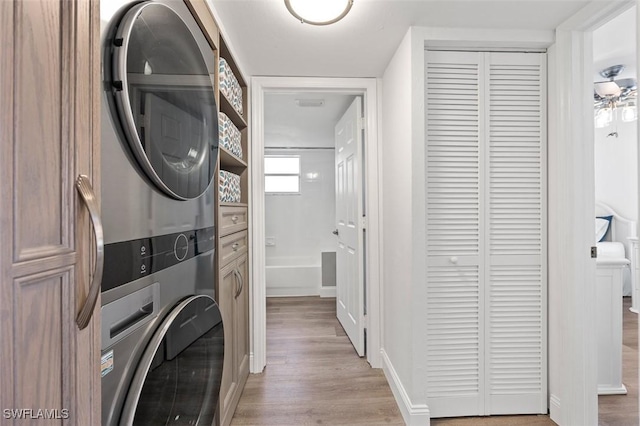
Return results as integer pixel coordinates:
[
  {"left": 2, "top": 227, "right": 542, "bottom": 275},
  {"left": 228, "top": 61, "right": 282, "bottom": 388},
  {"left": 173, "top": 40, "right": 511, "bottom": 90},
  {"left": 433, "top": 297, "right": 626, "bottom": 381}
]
[
  {"left": 425, "top": 51, "right": 546, "bottom": 418},
  {"left": 425, "top": 51, "right": 484, "bottom": 418},
  {"left": 484, "top": 52, "right": 547, "bottom": 414}
]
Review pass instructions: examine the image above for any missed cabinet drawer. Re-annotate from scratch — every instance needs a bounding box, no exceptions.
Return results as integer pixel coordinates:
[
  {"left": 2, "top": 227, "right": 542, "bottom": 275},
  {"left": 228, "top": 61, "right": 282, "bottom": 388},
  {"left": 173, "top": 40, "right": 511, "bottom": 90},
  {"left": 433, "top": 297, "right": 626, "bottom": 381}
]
[
  {"left": 219, "top": 230, "right": 248, "bottom": 266},
  {"left": 219, "top": 205, "right": 248, "bottom": 237}
]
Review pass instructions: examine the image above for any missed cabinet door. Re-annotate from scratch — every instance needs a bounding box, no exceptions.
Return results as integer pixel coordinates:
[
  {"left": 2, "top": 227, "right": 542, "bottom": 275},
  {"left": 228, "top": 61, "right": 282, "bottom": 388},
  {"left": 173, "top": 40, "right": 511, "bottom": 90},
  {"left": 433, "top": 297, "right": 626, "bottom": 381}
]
[
  {"left": 218, "top": 260, "right": 238, "bottom": 425},
  {"left": 0, "top": 0, "right": 100, "bottom": 424},
  {"left": 235, "top": 253, "right": 250, "bottom": 381}
]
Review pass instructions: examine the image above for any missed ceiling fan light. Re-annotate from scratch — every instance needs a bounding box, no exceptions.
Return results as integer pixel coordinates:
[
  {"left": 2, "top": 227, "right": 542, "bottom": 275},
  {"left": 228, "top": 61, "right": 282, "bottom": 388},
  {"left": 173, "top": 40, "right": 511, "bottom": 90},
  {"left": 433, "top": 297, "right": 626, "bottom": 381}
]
[
  {"left": 595, "top": 81, "right": 622, "bottom": 98},
  {"left": 621, "top": 105, "right": 637, "bottom": 122},
  {"left": 285, "top": 0, "right": 353, "bottom": 25},
  {"left": 595, "top": 108, "right": 613, "bottom": 128}
]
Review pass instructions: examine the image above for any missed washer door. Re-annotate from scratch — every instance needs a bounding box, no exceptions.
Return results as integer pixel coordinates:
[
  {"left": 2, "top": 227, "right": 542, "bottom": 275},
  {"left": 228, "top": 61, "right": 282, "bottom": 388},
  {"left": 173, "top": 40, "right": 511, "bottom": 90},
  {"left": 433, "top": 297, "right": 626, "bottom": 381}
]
[
  {"left": 121, "top": 295, "right": 224, "bottom": 425},
  {"left": 112, "top": 2, "right": 218, "bottom": 200}
]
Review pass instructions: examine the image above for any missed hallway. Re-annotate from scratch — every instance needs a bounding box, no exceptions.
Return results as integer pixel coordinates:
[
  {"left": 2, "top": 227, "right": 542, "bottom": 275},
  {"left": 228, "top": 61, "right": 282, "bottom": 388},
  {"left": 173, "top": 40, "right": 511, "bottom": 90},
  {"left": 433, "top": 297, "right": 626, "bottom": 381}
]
[{"left": 230, "top": 297, "right": 404, "bottom": 425}]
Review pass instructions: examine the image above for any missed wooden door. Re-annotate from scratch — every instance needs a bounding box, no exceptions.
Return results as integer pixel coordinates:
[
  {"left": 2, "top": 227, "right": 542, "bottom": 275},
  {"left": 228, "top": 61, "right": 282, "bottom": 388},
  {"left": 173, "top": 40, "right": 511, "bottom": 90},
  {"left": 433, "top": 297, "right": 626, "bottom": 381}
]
[
  {"left": 0, "top": 0, "right": 101, "bottom": 424},
  {"left": 334, "top": 97, "right": 365, "bottom": 356}
]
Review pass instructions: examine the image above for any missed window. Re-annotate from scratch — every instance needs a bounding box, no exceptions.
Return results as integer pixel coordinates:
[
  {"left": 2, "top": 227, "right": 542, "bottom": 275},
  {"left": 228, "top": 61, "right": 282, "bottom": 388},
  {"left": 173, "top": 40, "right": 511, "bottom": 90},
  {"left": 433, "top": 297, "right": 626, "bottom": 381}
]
[{"left": 264, "top": 156, "right": 300, "bottom": 194}]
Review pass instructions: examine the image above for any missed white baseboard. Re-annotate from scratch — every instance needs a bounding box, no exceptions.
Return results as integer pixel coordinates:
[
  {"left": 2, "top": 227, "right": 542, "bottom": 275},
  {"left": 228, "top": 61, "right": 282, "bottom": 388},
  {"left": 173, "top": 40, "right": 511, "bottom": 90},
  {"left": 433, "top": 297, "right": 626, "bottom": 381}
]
[
  {"left": 319, "top": 286, "right": 336, "bottom": 298},
  {"left": 549, "top": 394, "right": 561, "bottom": 425},
  {"left": 381, "top": 349, "right": 431, "bottom": 425}
]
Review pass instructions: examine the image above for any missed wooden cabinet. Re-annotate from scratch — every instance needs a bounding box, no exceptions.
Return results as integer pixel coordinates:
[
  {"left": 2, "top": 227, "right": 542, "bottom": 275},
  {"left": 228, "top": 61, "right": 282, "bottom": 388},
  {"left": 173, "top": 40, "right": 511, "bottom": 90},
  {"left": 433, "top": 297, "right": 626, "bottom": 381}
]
[
  {"left": 218, "top": 252, "right": 249, "bottom": 426},
  {"left": 0, "top": 0, "right": 101, "bottom": 423},
  {"left": 215, "top": 24, "right": 250, "bottom": 426},
  {"left": 217, "top": 206, "right": 250, "bottom": 426},
  {"left": 183, "top": 2, "right": 250, "bottom": 425}
]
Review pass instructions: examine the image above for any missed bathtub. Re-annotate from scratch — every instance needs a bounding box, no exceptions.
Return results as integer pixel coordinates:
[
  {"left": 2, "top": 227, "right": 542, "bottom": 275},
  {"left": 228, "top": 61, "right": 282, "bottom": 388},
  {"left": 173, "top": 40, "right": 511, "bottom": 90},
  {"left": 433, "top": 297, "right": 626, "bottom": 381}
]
[
  {"left": 266, "top": 257, "right": 321, "bottom": 297},
  {"left": 266, "top": 257, "right": 322, "bottom": 297}
]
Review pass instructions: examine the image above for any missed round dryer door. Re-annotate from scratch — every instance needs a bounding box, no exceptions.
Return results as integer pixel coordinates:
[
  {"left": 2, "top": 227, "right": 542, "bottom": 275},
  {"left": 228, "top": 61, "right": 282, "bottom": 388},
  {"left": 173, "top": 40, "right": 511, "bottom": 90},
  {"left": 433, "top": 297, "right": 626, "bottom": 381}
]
[
  {"left": 120, "top": 295, "right": 224, "bottom": 425},
  {"left": 112, "top": 2, "right": 218, "bottom": 200}
]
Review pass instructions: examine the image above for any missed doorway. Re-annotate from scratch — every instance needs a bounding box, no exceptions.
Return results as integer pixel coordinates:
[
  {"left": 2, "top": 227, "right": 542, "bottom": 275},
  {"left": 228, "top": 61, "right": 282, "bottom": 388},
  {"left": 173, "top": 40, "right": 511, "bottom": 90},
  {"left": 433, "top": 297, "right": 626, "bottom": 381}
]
[
  {"left": 250, "top": 77, "right": 381, "bottom": 372},
  {"left": 592, "top": 5, "right": 639, "bottom": 424},
  {"left": 262, "top": 92, "right": 355, "bottom": 299}
]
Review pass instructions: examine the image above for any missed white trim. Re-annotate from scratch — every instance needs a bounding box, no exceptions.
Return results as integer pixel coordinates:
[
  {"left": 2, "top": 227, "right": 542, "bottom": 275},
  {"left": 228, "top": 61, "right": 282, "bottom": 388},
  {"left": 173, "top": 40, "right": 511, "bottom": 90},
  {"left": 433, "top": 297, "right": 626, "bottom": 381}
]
[
  {"left": 549, "top": 394, "right": 561, "bottom": 421},
  {"left": 547, "top": 1, "right": 635, "bottom": 424},
  {"left": 250, "top": 81, "right": 267, "bottom": 373},
  {"left": 381, "top": 349, "right": 431, "bottom": 426},
  {"left": 250, "top": 77, "right": 382, "bottom": 372},
  {"left": 319, "top": 287, "right": 337, "bottom": 298}
]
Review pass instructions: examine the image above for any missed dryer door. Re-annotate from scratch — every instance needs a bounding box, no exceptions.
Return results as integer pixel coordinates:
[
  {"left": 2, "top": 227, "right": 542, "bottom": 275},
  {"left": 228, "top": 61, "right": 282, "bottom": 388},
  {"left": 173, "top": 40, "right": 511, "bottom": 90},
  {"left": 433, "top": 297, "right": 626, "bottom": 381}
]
[
  {"left": 121, "top": 295, "right": 224, "bottom": 425},
  {"left": 112, "top": 2, "right": 218, "bottom": 200}
]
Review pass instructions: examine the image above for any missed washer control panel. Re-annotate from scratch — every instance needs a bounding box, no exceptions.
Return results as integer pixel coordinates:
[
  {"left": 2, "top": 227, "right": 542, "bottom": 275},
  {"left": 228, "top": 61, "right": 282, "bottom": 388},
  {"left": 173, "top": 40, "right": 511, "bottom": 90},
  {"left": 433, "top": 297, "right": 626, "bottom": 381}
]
[{"left": 101, "top": 226, "right": 215, "bottom": 292}]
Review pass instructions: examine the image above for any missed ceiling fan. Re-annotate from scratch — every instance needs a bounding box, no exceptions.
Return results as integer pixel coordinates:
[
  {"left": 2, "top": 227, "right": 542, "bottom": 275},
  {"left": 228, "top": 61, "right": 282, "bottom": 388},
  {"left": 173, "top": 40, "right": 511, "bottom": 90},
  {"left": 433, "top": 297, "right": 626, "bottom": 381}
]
[
  {"left": 594, "top": 65, "right": 637, "bottom": 134},
  {"left": 594, "top": 64, "right": 637, "bottom": 108}
]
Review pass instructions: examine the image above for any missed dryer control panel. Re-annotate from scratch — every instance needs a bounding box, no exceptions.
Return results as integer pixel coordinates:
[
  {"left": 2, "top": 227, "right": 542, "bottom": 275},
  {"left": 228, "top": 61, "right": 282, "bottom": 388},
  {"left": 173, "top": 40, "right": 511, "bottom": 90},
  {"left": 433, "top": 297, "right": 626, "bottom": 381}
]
[{"left": 101, "top": 226, "right": 215, "bottom": 292}]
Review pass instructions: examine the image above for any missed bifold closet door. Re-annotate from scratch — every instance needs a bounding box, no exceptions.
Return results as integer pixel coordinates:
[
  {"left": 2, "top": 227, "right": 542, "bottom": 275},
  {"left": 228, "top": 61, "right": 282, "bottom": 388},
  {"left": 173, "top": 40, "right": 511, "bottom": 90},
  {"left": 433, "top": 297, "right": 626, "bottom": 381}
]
[
  {"left": 425, "top": 51, "right": 485, "bottom": 418},
  {"left": 424, "top": 50, "right": 546, "bottom": 417},
  {"left": 485, "top": 52, "right": 547, "bottom": 415}
]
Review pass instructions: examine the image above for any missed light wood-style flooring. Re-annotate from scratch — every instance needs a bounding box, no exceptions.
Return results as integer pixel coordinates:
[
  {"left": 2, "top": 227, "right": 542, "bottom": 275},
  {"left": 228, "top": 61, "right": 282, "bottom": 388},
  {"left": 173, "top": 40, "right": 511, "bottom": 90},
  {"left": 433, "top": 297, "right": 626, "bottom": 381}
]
[
  {"left": 231, "top": 296, "right": 639, "bottom": 426},
  {"left": 230, "top": 297, "right": 404, "bottom": 425}
]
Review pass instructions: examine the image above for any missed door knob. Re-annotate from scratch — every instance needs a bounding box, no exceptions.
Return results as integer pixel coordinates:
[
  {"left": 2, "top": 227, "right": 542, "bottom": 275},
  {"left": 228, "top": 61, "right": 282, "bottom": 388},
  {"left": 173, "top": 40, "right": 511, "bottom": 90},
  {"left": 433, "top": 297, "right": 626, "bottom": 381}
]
[
  {"left": 450, "top": 256, "right": 459, "bottom": 264},
  {"left": 332, "top": 229, "right": 339, "bottom": 236}
]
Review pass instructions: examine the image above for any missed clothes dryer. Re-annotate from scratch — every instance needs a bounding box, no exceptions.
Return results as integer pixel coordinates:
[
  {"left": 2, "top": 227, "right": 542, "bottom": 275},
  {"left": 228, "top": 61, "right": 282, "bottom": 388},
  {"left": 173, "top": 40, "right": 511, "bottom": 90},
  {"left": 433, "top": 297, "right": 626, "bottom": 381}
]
[{"left": 99, "top": 1, "right": 222, "bottom": 424}]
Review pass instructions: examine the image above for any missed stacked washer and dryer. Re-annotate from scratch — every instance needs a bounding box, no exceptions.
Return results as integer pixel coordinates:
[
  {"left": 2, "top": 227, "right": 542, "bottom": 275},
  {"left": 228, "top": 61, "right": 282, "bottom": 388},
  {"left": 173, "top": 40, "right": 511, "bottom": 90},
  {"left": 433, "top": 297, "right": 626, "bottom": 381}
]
[{"left": 99, "top": 1, "right": 223, "bottom": 425}]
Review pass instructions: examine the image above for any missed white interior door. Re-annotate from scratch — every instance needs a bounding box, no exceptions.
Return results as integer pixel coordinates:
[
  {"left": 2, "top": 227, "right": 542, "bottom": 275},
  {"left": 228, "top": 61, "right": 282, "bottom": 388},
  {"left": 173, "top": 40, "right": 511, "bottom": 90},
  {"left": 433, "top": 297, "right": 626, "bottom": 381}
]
[{"left": 335, "top": 97, "right": 365, "bottom": 356}]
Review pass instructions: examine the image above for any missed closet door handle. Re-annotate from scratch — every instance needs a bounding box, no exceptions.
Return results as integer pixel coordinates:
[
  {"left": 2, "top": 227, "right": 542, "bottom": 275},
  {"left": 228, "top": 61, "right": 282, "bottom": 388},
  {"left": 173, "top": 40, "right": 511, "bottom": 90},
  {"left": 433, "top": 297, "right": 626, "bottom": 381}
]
[
  {"left": 231, "top": 215, "right": 239, "bottom": 223},
  {"left": 450, "top": 256, "right": 459, "bottom": 264},
  {"left": 75, "top": 175, "right": 104, "bottom": 330}
]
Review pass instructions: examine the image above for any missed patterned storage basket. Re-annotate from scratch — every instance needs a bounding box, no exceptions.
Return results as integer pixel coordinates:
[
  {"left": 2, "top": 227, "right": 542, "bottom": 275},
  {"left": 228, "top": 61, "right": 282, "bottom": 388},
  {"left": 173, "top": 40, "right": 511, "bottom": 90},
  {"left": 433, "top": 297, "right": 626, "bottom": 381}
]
[
  {"left": 219, "top": 170, "right": 241, "bottom": 203},
  {"left": 219, "top": 58, "right": 244, "bottom": 116},
  {"left": 218, "top": 112, "right": 243, "bottom": 159}
]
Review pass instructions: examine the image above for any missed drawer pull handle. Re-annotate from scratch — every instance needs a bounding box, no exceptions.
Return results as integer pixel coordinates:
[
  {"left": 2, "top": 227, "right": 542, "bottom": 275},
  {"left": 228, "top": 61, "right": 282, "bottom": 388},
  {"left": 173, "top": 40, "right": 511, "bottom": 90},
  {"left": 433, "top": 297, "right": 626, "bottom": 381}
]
[
  {"left": 450, "top": 256, "right": 458, "bottom": 264},
  {"left": 232, "top": 242, "right": 239, "bottom": 251},
  {"left": 231, "top": 215, "right": 239, "bottom": 223}
]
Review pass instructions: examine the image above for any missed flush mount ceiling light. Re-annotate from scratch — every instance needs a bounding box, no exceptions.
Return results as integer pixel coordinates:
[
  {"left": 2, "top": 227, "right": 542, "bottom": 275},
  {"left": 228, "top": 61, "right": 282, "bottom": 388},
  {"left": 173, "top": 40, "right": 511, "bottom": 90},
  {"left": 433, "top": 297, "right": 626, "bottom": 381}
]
[{"left": 284, "top": 0, "right": 353, "bottom": 25}]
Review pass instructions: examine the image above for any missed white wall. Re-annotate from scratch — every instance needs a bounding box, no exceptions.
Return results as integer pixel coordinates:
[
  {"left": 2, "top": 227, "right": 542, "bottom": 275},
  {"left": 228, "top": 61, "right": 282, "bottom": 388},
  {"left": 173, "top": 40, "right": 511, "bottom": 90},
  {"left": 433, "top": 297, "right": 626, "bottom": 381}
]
[
  {"left": 380, "top": 28, "right": 419, "bottom": 418},
  {"left": 264, "top": 148, "right": 336, "bottom": 295},
  {"left": 263, "top": 93, "right": 353, "bottom": 296},
  {"left": 594, "top": 118, "right": 639, "bottom": 222}
]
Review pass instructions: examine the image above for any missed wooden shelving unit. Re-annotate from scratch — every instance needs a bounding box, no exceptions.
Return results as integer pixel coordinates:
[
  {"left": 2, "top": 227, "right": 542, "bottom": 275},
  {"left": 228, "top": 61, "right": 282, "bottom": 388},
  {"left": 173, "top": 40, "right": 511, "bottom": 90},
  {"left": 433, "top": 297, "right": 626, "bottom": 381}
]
[{"left": 183, "top": 2, "right": 250, "bottom": 426}]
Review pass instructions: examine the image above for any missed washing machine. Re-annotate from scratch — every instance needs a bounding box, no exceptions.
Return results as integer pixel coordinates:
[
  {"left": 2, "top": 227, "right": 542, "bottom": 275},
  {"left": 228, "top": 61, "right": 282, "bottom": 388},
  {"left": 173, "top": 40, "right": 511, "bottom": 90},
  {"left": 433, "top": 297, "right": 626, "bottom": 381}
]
[{"left": 99, "top": 1, "right": 223, "bottom": 424}]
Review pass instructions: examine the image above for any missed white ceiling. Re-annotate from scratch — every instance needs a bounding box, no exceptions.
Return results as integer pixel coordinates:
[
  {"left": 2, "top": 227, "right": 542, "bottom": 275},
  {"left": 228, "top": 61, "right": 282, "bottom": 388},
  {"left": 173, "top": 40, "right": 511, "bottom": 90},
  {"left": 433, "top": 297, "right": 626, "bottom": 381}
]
[
  {"left": 209, "top": 0, "right": 593, "bottom": 78},
  {"left": 593, "top": 5, "right": 636, "bottom": 82},
  {"left": 264, "top": 93, "right": 355, "bottom": 147}
]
